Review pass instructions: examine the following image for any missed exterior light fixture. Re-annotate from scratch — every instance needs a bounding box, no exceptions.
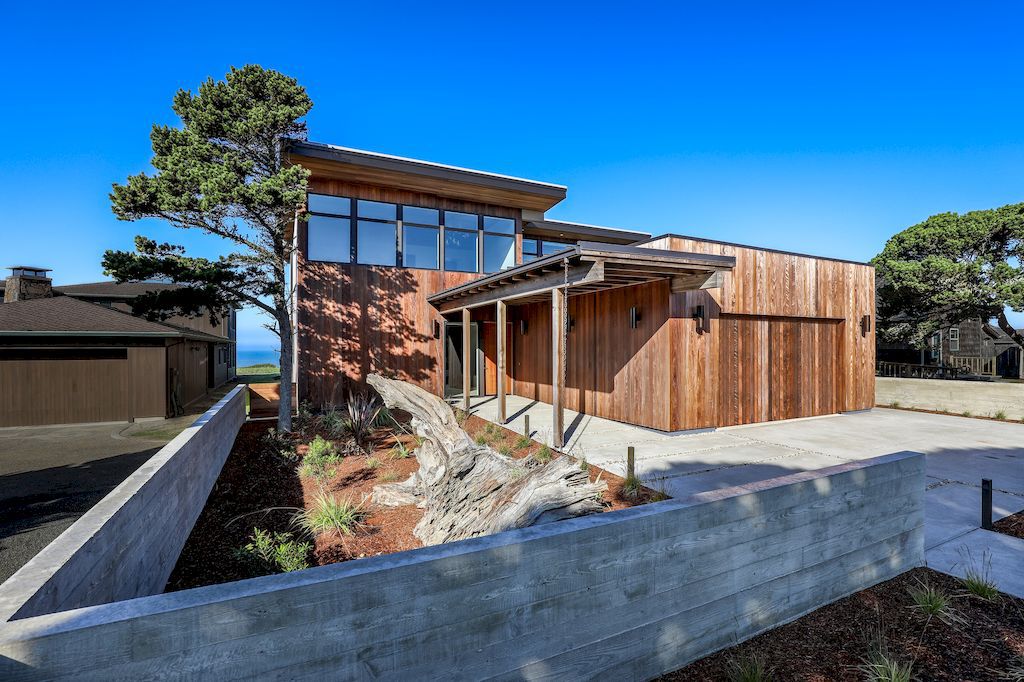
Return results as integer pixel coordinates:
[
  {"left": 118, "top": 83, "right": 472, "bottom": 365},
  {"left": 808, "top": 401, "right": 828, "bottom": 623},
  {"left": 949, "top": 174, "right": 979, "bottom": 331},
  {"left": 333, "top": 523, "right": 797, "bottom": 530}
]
[
  {"left": 432, "top": 320, "right": 441, "bottom": 339},
  {"left": 566, "top": 315, "right": 575, "bottom": 333},
  {"left": 629, "top": 306, "right": 640, "bottom": 329},
  {"left": 520, "top": 319, "right": 528, "bottom": 335},
  {"left": 692, "top": 305, "right": 706, "bottom": 333},
  {"left": 861, "top": 314, "right": 871, "bottom": 336}
]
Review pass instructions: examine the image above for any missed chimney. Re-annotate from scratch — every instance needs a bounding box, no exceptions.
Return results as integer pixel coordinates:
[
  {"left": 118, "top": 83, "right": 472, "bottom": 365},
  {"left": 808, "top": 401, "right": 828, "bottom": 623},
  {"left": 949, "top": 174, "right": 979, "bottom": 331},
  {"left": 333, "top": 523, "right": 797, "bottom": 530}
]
[{"left": 4, "top": 266, "right": 53, "bottom": 303}]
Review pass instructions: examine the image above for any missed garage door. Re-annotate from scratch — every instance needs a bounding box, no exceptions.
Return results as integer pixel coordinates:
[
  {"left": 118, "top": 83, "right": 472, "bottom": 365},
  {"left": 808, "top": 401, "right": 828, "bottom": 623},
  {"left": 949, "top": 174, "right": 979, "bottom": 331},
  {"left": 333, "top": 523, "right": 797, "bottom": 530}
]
[
  {"left": 718, "top": 316, "right": 841, "bottom": 426},
  {"left": 0, "top": 349, "right": 130, "bottom": 427}
]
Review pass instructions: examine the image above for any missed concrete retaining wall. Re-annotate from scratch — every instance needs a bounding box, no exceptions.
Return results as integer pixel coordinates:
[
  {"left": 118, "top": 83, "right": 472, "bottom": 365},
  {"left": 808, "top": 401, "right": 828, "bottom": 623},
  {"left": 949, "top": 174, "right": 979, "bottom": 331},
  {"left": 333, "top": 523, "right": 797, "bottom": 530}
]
[
  {"left": 0, "top": 450, "right": 924, "bottom": 680},
  {"left": 877, "top": 376, "right": 1024, "bottom": 420},
  {"left": 0, "top": 385, "right": 247, "bottom": 622}
]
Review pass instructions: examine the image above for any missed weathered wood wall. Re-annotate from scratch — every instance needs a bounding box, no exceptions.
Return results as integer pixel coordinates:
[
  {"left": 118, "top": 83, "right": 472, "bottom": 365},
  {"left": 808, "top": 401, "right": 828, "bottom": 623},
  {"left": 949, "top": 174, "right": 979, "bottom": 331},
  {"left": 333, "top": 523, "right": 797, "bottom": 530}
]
[
  {"left": 0, "top": 452, "right": 925, "bottom": 680},
  {"left": 166, "top": 340, "right": 209, "bottom": 409}
]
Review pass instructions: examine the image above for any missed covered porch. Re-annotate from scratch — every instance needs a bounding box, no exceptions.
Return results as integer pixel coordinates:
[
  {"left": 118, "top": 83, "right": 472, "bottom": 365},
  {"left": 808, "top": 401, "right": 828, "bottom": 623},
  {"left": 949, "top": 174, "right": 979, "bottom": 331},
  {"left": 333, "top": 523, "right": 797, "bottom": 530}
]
[{"left": 428, "top": 241, "right": 736, "bottom": 447}]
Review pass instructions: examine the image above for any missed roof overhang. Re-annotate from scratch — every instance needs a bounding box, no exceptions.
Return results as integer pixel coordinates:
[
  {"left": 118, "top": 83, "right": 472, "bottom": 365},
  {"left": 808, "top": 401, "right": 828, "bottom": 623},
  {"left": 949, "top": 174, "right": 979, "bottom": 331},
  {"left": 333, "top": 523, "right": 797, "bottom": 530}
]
[
  {"left": 427, "top": 242, "right": 735, "bottom": 313},
  {"left": 523, "top": 220, "right": 651, "bottom": 246},
  {"left": 288, "top": 141, "right": 568, "bottom": 212}
]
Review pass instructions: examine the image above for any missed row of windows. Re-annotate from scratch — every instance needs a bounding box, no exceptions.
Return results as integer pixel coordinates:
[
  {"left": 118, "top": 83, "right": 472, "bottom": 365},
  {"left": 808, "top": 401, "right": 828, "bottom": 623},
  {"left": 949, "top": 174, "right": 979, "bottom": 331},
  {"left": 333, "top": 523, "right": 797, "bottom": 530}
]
[
  {"left": 522, "top": 238, "right": 575, "bottom": 262},
  {"left": 306, "top": 195, "right": 519, "bottom": 273}
]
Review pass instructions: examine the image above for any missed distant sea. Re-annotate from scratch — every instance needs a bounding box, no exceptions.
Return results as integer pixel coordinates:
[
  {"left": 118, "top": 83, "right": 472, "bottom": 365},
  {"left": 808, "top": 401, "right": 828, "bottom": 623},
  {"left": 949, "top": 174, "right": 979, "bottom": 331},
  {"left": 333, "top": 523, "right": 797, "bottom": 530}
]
[{"left": 237, "top": 348, "right": 280, "bottom": 367}]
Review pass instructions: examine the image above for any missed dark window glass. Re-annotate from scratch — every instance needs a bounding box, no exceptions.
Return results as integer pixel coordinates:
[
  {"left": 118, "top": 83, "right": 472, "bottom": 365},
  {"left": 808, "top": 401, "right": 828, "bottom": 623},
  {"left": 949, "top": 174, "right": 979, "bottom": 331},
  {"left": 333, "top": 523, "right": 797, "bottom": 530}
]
[
  {"left": 542, "top": 240, "right": 573, "bottom": 255},
  {"left": 308, "top": 194, "right": 350, "bottom": 215},
  {"left": 403, "top": 226, "right": 439, "bottom": 269},
  {"left": 307, "top": 216, "right": 351, "bottom": 263},
  {"left": 483, "top": 216, "right": 515, "bottom": 235},
  {"left": 403, "top": 206, "right": 439, "bottom": 225},
  {"left": 445, "top": 230, "right": 478, "bottom": 272},
  {"left": 523, "top": 238, "right": 539, "bottom": 255},
  {"left": 356, "top": 220, "right": 397, "bottom": 265},
  {"left": 484, "top": 235, "right": 515, "bottom": 273},
  {"left": 358, "top": 200, "right": 397, "bottom": 221},
  {"left": 444, "top": 211, "right": 478, "bottom": 230}
]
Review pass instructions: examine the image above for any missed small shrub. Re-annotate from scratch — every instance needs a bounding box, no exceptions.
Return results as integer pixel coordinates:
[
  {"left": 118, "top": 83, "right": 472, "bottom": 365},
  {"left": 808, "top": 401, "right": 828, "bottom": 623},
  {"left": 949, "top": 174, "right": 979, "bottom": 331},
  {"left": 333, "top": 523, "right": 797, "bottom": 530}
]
[
  {"left": 963, "top": 566, "right": 1000, "bottom": 601},
  {"left": 366, "top": 456, "right": 382, "bottom": 470},
  {"left": 306, "top": 435, "right": 338, "bottom": 462},
  {"left": 497, "top": 444, "right": 513, "bottom": 456},
  {"left": 622, "top": 472, "right": 643, "bottom": 500},
  {"left": 454, "top": 408, "right": 469, "bottom": 427},
  {"left": 236, "top": 528, "right": 311, "bottom": 574},
  {"left": 474, "top": 433, "right": 490, "bottom": 446},
  {"left": 995, "top": 410, "right": 1008, "bottom": 420},
  {"left": 380, "top": 471, "right": 401, "bottom": 483},
  {"left": 391, "top": 436, "right": 413, "bottom": 459},
  {"left": 297, "top": 493, "right": 366, "bottom": 538},
  {"left": 579, "top": 455, "right": 589, "bottom": 472},
  {"left": 727, "top": 653, "right": 773, "bottom": 682},
  {"left": 345, "top": 392, "right": 383, "bottom": 452},
  {"left": 963, "top": 410, "right": 973, "bottom": 418},
  {"left": 859, "top": 649, "right": 913, "bottom": 682},
  {"left": 299, "top": 461, "right": 336, "bottom": 482},
  {"left": 318, "top": 407, "right": 346, "bottom": 437},
  {"left": 534, "top": 445, "right": 553, "bottom": 464},
  {"left": 515, "top": 434, "right": 532, "bottom": 450},
  {"left": 907, "top": 578, "right": 961, "bottom": 624}
]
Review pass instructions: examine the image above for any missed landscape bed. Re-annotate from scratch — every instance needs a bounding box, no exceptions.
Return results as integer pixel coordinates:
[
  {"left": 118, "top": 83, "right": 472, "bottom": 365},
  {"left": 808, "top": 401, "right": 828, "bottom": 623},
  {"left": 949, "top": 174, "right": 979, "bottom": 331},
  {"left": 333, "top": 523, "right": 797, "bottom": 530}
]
[
  {"left": 995, "top": 510, "right": 1024, "bottom": 541},
  {"left": 170, "top": 404, "right": 661, "bottom": 589},
  {"left": 663, "top": 567, "right": 1024, "bottom": 681}
]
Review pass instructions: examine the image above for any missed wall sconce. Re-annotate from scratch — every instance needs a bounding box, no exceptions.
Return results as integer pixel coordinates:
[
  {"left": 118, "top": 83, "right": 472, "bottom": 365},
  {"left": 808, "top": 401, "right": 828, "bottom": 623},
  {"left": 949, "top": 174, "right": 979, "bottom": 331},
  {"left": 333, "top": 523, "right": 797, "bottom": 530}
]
[
  {"left": 432, "top": 320, "right": 441, "bottom": 339},
  {"left": 629, "top": 306, "right": 641, "bottom": 329},
  {"left": 566, "top": 315, "right": 575, "bottom": 333},
  {"left": 692, "top": 305, "right": 706, "bottom": 334},
  {"left": 520, "top": 319, "right": 528, "bottom": 335},
  {"left": 861, "top": 314, "right": 871, "bottom": 336}
]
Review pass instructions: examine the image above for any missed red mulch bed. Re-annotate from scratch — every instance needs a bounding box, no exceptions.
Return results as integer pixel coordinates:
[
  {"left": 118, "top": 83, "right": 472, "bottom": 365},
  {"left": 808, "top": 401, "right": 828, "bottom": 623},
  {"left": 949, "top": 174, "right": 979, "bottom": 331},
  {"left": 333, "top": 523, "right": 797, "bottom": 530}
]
[
  {"left": 169, "top": 409, "right": 660, "bottom": 591},
  {"left": 995, "top": 509, "right": 1024, "bottom": 541},
  {"left": 662, "top": 567, "right": 1024, "bottom": 681}
]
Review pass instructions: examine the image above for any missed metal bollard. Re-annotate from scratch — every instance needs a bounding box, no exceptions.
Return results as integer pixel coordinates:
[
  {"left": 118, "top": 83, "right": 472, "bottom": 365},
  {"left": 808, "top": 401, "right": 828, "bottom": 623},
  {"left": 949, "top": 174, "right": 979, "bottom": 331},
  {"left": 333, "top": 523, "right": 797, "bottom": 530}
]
[{"left": 982, "top": 479, "right": 994, "bottom": 530}]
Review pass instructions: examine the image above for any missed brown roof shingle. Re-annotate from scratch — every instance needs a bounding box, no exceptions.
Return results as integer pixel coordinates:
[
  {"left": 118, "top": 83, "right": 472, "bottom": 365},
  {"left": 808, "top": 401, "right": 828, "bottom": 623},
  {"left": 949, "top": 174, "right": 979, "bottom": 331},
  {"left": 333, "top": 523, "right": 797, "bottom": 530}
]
[
  {"left": 0, "top": 296, "right": 209, "bottom": 338},
  {"left": 53, "top": 281, "right": 178, "bottom": 298}
]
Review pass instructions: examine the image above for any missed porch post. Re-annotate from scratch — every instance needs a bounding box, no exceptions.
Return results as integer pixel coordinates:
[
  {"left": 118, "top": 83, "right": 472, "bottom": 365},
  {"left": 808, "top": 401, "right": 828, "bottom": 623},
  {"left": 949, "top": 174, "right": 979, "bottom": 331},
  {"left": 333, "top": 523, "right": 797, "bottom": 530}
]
[
  {"left": 496, "top": 299, "right": 507, "bottom": 423},
  {"left": 462, "top": 308, "right": 471, "bottom": 412},
  {"left": 552, "top": 287, "right": 566, "bottom": 448}
]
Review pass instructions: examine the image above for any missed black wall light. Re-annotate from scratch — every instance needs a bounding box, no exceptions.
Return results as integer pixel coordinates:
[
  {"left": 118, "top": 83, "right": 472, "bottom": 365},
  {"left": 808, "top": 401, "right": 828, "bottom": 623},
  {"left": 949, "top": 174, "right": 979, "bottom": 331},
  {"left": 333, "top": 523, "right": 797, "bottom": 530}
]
[
  {"left": 566, "top": 315, "right": 575, "bottom": 333},
  {"left": 861, "top": 314, "right": 871, "bottom": 336},
  {"left": 520, "top": 319, "right": 528, "bottom": 335},
  {"left": 629, "top": 306, "right": 641, "bottom": 329},
  {"left": 432, "top": 320, "right": 441, "bottom": 339},
  {"left": 692, "top": 305, "right": 706, "bottom": 333}
]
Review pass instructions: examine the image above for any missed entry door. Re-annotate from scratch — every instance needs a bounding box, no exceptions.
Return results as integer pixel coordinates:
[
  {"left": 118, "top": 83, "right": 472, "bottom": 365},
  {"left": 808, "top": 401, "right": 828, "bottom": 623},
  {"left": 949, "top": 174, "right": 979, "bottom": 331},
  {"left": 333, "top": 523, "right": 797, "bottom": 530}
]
[
  {"left": 480, "top": 321, "right": 513, "bottom": 396},
  {"left": 444, "top": 322, "right": 481, "bottom": 399}
]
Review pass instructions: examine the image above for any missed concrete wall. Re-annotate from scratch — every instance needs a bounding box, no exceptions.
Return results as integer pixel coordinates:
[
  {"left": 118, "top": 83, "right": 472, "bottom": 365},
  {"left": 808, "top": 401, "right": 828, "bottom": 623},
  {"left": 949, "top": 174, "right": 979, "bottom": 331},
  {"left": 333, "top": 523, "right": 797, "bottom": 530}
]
[
  {"left": 0, "top": 450, "right": 924, "bottom": 680},
  {"left": 877, "top": 376, "right": 1024, "bottom": 420},
  {"left": 0, "top": 385, "right": 246, "bottom": 622}
]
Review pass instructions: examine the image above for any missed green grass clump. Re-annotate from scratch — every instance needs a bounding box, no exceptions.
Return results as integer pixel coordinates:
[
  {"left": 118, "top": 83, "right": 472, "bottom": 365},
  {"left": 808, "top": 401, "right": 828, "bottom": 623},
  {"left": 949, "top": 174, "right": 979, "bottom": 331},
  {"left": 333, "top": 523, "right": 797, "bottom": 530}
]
[
  {"left": 497, "top": 444, "right": 513, "bottom": 456},
  {"left": 318, "top": 407, "right": 346, "bottom": 437},
  {"left": 859, "top": 650, "right": 913, "bottom": 682},
  {"left": 962, "top": 410, "right": 973, "bottom": 418},
  {"left": 515, "top": 434, "right": 533, "bottom": 450},
  {"left": 380, "top": 471, "right": 401, "bottom": 483},
  {"left": 365, "top": 456, "right": 382, "bottom": 470},
  {"left": 533, "top": 445, "right": 552, "bottom": 464},
  {"left": 391, "top": 436, "right": 413, "bottom": 459},
  {"left": 235, "top": 528, "right": 311, "bottom": 574},
  {"left": 622, "top": 472, "right": 643, "bottom": 500},
  {"left": 994, "top": 410, "right": 1008, "bottom": 420},
  {"left": 297, "top": 493, "right": 366, "bottom": 538},
  {"left": 962, "top": 567, "right": 1000, "bottom": 601},
  {"left": 727, "top": 653, "right": 773, "bottom": 682},
  {"left": 907, "top": 578, "right": 960, "bottom": 624},
  {"left": 474, "top": 433, "right": 490, "bottom": 445},
  {"left": 300, "top": 436, "right": 343, "bottom": 480},
  {"left": 889, "top": 401, "right": 900, "bottom": 409}
]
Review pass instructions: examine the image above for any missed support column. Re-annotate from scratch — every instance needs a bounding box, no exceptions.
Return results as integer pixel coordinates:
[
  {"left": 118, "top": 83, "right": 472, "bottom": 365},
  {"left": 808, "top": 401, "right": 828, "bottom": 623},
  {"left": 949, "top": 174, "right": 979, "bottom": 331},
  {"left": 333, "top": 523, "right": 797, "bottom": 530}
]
[
  {"left": 552, "top": 287, "right": 566, "bottom": 448},
  {"left": 462, "top": 308, "right": 471, "bottom": 412},
  {"left": 496, "top": 299, "right": 507, "bottom": 424}
]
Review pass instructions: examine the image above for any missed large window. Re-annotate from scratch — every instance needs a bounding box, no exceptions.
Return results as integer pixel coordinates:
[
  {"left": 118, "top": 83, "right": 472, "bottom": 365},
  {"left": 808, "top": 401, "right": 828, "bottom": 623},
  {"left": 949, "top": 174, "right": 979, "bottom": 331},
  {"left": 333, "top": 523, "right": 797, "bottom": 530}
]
[
  {"left": 306, "top": 193, "right": 521, "bottom": 273},
  {"left": 307, "top": 194, "right": 351, "bottom": 263},
  {"left": 483, "top": 216, "right": 515, "bottom": 273},
  {"left": 356, "top": 200, "right": 397, "bottom": 266},
  {"left": 444, "top": 211, "right": 479, "bottom": 272},
  {"left": 403, "top": 206, "right": 439, "bottom": 269}
]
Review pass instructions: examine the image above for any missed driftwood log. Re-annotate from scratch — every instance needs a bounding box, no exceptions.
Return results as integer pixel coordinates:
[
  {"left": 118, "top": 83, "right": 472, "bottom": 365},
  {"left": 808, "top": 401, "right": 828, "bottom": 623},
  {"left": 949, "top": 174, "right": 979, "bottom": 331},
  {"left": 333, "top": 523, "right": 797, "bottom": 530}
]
[{"left": 367, "top": 374, "right": 607, "bottom": 545}]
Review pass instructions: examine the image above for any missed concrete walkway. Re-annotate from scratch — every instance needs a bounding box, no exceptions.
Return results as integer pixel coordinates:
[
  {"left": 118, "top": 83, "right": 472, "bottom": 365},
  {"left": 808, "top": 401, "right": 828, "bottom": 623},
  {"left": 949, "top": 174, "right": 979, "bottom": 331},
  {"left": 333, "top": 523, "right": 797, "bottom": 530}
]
[{"left": 465, "top": 396, "right": 1024, "bottom": 596}]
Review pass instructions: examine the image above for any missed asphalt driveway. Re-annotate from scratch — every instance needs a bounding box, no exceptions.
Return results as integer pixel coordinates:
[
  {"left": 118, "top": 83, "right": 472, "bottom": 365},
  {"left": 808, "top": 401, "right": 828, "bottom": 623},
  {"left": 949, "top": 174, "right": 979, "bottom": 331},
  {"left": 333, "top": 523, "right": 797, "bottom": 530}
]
[{"left": 0, "top": 420, "right": 188, "bottom": 584}]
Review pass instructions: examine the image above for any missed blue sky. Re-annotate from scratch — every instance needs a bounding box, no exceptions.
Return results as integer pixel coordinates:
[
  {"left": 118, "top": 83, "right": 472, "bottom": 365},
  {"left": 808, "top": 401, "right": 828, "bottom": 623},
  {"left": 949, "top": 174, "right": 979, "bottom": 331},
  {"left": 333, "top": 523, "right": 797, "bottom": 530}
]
[{"left": 4, "top": 1, "right": 1024, "bottom": 350}]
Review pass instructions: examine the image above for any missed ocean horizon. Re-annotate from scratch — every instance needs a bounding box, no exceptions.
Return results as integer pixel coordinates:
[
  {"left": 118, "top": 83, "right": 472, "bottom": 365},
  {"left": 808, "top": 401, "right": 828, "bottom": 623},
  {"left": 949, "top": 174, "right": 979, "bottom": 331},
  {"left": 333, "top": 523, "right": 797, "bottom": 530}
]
[{"left": 237, "top": 348, "right": 280, "bottom": 367}]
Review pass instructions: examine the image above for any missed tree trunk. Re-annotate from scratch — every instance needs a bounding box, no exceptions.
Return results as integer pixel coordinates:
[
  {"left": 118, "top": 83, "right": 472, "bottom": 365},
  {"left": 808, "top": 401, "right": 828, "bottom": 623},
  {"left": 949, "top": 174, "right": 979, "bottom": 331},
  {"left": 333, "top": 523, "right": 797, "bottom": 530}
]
[
  {"left": 277, "top": 308, "right": 294, "bottom": 432},
  {"left": 366, "top": 374, "right": 607, "bottom": 546}
]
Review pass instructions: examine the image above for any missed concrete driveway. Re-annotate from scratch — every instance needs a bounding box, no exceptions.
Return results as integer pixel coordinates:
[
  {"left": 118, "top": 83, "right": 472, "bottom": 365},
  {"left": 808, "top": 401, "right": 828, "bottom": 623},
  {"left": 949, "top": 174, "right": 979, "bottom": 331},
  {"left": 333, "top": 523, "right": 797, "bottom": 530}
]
[
  {"left": 0, "top": 420, "right": 191, "bottom": 584},
  {"left": 469, "top": 396, "right": 1024, "bottom": 591}
]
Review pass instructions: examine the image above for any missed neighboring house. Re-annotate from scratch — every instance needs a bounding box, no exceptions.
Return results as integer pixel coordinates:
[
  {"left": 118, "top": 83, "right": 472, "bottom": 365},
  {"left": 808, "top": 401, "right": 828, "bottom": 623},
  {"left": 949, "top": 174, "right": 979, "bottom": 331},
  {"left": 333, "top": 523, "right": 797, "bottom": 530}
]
[
  {"left": 288, "top": 141, "right": 875, "bottom": 444},
  {"left": 0, "top": 267, "right": 236, "bottom": 427},
  {"left": 877, "top": 317, "right": 1023, "bottom": 378}
]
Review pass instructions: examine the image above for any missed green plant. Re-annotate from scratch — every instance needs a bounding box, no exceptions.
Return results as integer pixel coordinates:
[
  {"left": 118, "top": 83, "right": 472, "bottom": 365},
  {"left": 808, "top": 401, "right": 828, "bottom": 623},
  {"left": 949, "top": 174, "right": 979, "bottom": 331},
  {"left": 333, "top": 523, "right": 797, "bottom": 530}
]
[
  {"left": 726, "top": 653, "right": 773, "bottom": 682},
  {"left": 454, "top": 408, "right": 469, "bottom": 427},
  {"left": 1002, "top": 655, "right": 1024, "bottom": 681},
  {"left": 534, "top": 445, "right": 552, "bottom": 464},
  {"left": 297, "top": 493, "right": 366, "bottom": 538},
  {"left": 390, "top": 436, "right": 413, "bottom": 459},
  {"left": 366, "top": 456, "right": 382, "bottom": 470},
  {"left": 579, "top": 455, "right": 589, "bottom": 472},
  {"left": 235, "top": 528, "right": 311, "bottom": 574},
  {"left": 374, "top": 405, "right": 396, "bottom": 428},
  {"left": 497, "top": 444, "right": 513, "bottom": 456},
  {"left": 299, "top": 461, "right": 336, "bottom": 482},
  {"left": 889, "top": 401, "right": 901, "bottom": 409},
  {"left": 318, "top": 406, "right": 346, "bottom": 437},
  {"left": 474, "top": 433, "right": 490, "bottom": 445},
  {"left": 262, "top": 428, "right": 298, "bottom": 462},
  {"left": 963, "top": 410, "right": 973, "bottom": 418},
  {"left": 345, "top": 392, "right": 383, "bottom": 452},
  {"left": 907, "top": 578, "right": 961, "bottom": 625},
  {"left": 622, "top": 472, "right": 643, "bottom": 500},
  {"left": 962, "top": 561, "right": 1000, "bottom": 601},
  {"left": 995, "top": 410, "right": 1008, "bottom": 420},
  {"left": 859, "top": 649, "right": 913, "bottom": 682},
  {"left": 515, "top": 435, "right": 532, "bottom": 450},
  {"left": 380, "top": 471, "right": 401, "bottom": 483},
  {"left": 306, "top": 435, "right": 339, "bottom": 462}
]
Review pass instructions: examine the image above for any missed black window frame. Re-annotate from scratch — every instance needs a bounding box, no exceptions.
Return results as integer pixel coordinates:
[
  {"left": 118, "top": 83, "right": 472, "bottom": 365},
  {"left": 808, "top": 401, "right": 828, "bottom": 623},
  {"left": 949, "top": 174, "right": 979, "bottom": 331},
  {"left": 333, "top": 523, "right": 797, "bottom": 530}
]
[
  {"left": 401, "top": 205, "right": 441, "bottom": 270},
  {"left": 482, "top": 215, "right": 516, "bottom": 273},
  {"left": 306, "top": 194, "right": 353, "bottom": 264}
]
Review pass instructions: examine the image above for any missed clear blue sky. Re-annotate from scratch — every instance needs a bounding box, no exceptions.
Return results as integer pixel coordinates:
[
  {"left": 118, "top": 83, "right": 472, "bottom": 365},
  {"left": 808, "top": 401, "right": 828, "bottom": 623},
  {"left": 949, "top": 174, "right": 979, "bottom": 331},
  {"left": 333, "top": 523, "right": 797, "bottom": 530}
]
[{"left": 4, "top": 1, "right": 1024, "bottom": 350}]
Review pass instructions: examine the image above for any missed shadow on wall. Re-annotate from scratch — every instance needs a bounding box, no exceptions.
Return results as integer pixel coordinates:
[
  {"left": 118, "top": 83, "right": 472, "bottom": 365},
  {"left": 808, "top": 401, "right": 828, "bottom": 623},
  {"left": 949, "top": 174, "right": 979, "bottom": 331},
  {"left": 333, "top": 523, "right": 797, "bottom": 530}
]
[{"left": 299, "top": 264, "right": 439, "bottom": 406}]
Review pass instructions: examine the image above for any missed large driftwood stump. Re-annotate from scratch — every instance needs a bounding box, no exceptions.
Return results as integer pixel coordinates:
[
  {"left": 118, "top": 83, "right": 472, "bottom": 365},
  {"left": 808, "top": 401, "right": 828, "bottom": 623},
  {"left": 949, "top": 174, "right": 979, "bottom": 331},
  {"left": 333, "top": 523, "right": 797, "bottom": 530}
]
[{"left": 367, "top": 374, "right": 607, "bottom": 545}]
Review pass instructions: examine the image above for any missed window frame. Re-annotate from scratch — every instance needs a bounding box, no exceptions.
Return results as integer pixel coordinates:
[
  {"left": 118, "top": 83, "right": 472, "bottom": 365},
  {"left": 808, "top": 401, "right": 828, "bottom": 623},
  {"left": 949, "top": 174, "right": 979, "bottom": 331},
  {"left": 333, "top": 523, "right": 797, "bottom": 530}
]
[
  {"left": 306, "top": 194, "right": 354, "bottom": 264},
  {"left": 482, "top": 215, "right": 516, "bottom": 273},
  {"left": 948, "top": 327, "right": 960, "bottom": 352}
]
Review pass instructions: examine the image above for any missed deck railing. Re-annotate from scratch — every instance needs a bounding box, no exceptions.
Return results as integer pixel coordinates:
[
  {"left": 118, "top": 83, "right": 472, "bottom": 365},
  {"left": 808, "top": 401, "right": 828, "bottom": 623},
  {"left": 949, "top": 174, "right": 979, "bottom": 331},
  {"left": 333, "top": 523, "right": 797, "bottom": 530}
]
[
  {"left": 947, "top": 355, "right": 997, "bottom": 376},
  {"left": 876, "top": 362, "right": 963, "bottom": 379}
]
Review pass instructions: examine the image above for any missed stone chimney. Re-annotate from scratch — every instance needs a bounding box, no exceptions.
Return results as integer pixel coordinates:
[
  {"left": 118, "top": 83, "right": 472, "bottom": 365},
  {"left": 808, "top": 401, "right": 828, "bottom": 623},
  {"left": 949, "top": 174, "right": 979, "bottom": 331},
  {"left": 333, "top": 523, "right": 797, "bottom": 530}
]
[{"left": 4, "top": 266, "right": 53, "bottom": 303}]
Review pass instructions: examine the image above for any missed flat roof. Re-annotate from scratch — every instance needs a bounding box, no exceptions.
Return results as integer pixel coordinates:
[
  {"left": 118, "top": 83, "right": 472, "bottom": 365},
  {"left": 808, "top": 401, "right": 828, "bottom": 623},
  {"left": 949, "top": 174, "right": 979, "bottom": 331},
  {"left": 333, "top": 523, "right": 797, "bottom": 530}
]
[{"left": 524, "top": 219, "right": 651, "bottom": 246}]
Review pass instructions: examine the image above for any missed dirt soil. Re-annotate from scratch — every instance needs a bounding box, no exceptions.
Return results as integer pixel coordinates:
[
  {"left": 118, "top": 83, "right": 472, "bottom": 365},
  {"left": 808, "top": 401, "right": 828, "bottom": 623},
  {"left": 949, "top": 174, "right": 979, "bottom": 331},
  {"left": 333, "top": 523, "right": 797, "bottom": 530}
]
[
  {"left": 662, "top": 568, "right": 1024, "bottom": 681},
  {"left": 169, "top": 409, "right": 660, "bottom": 590},
  {"left": 995, "top": 509, "right": 1024, "bottom": 541}
]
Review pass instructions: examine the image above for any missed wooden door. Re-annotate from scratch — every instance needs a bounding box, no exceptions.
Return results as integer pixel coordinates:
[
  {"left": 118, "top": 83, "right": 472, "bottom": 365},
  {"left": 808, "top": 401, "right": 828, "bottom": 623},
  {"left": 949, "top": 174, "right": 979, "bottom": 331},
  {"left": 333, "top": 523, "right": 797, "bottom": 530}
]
[{"left": 481, "top": 322, "right": 513, "bottom": 396}]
